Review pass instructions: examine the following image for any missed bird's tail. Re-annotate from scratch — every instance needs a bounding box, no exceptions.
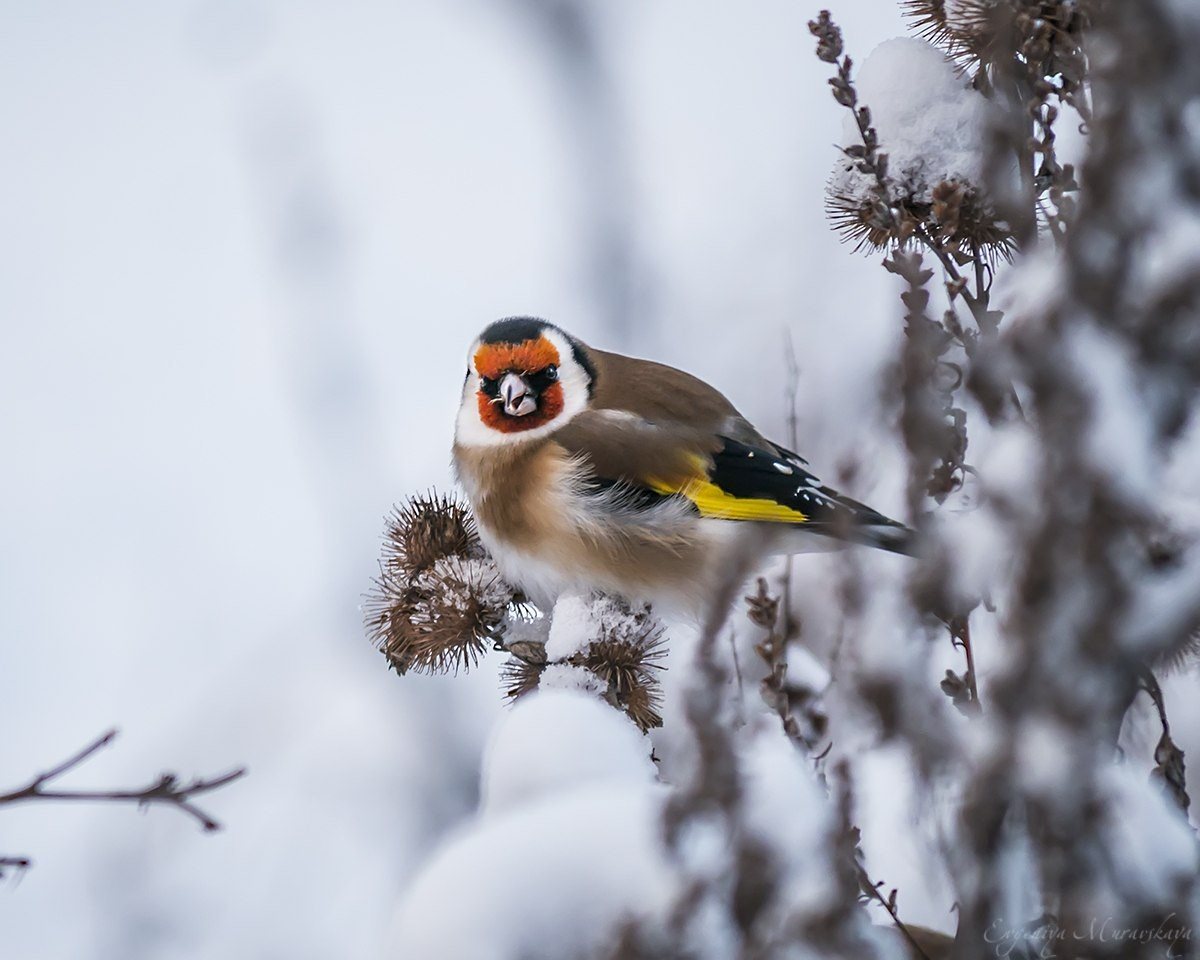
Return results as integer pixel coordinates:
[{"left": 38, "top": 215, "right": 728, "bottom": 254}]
[
  {"left": 770, "top": 519, "right": 918, "bottom": 558},
  {"left": 841, "top": 521, "right": 918, "bottom": 557}
]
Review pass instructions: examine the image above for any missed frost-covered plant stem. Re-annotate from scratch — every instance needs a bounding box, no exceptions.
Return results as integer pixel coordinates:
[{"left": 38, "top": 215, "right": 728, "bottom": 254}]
[
  {"left": 810, "top": 12, "right": 1012, "bottom": 407},
  {"left": 810, "top": 4, "right": 1200, "bottom": 954},
  {"left": 886, "top": 246, "right": 982, "bottom": 710},
  {"left": 1139, "top": 670, "right": 1191, "bottom": 819},
  {"left": 746, "top": 578, "right": 824, "bottom": 755},
  {"left": 953, "top": 0, "right": 1200, "bottom": 948}
]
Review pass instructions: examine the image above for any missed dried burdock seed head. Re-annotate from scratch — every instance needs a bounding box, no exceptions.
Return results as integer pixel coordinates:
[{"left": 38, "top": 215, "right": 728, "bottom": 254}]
[
  {"left": 365, "top": 493, "right": 517, "bottom": 676},
  {"left": 903, "top": 0, "right": 1095, "bottom": 71},
  {"left": 615, "top": 679, "right": 665, "bottom": 735},
  {"left": 577, "top": 608, "right": 667, "bottom": 732},
  {"left": 827, "top": 180, "right": 1015, "bottom": 260},
  {"left": 501, "top": 655, "right": 545, "bottom": 701},
  {"left": 367, "top": 557, "right": 512, "bottom": 675},
  {"left": 582, "top": 630, "right": 666, "bottom": 695},
  {"left": 1156, "top": 629, "right": 1200, "bottom": 675},
  {"left": 931, "top": 180, "right": 966, "bottom": 234},
  {"left": 825, "top": 191, "right": 899, "bottom": 254},
  {"left": 500, "top": 593, "right": 668, "bottom": 730},
  {"left": 901, "top": 0, "right": 999, "bottom": 66},
  {"left": 496, "top": 595, "right": 667, "bottom": 729},
  {"left": 901, "top": 0, "right": 956, "bottom": 53},
  {"left": 409, "top": 558, "right": 511, "bottom": 670},
  {"left": 500, "top": 619, "right": 550, "bottom": 700},
  {"left": 380, "top": 492, "right": 483, "bottom": 580}
]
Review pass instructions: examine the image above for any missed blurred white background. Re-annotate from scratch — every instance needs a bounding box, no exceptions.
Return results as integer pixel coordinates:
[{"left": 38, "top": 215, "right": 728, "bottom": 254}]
[{"left": 0, "top": 2, "right": 915, "bottom": 957}]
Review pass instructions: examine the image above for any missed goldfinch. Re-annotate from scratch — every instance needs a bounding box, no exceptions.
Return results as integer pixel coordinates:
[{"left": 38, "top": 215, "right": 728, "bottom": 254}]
[{"left": 453, "top": 317, "right": 913, "bottom": 611}]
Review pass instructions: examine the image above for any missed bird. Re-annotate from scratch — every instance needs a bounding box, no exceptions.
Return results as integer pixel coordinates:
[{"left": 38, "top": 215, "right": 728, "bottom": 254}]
[{"left": 453, "top": 316, "right": 914, "bottom": 613}]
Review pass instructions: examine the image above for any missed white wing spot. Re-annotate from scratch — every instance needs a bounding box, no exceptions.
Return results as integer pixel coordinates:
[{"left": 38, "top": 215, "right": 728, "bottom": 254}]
[
  {"left": 594, "top": 409, "right": 646, "bottom": 426},
  {"left": 773, "top": 462, "right": 793, "bottom": 475}
]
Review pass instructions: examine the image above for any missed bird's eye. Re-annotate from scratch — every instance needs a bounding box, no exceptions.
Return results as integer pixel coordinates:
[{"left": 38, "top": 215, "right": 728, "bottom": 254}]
[{"left": 544, "top": 365, "right": 558, "bottom": 381}]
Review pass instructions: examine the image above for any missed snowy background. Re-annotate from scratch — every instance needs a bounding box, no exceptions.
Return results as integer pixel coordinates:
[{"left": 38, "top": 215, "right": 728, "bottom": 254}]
[{"left": 3, "top": 2, "right": 1197, "bottom": 959}]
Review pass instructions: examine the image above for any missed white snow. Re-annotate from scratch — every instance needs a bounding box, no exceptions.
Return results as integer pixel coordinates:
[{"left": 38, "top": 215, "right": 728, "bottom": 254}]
[
  {"left": 830, "top": 37, "right": 994, "bottom": 206},
  {"left": 389, "top": 783, "right": 675, "bottom": 960},
  {"left": 1135, "top": 208, "right": 1200, "bottom": 303},
  {"left": 782, "top": 640, "right": 831, "bottom": 694},
  {"left": 1100, "top": 762, "right": 1199, "bottom": 906},
  {"left": 480, "top": 689, "right": 656, "bottom": 817},
  {"left": 412, "top": 556, "right": 512, "bottom": 616},
  {"left": 1015, "top": 716, "right": 1076, "bottom": 797},
  {"left": 394, "top": 688, "right": 670, "bottom": 959},
  {"left": 993, "top": 253, "right": 1065, "bottom": 330},
  {"left": 544, "top": 592, "right": 599, "bottom": 660},
  {"left": 539, "top": 661, "right": 607, "bottom": 696},
  {"left": 849, "top": 744, "right": 958, "bottom": 934},
  {"left": 502, "top": 614, "right": 551, "bottom": 648},
  {"left": 740, "top": 730, "right": 837, "bottom": 916},
  {"left": 544, "top": 591, "right": 656, "bottom": 660},
  {"left": 1067, "top": 323, "right": 1158, "bottom": 502}
]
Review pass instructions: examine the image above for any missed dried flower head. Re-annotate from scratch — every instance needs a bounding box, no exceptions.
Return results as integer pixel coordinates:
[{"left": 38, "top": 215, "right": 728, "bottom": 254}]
[
  {"left": 500, "top": 654, "right": 545, "bottom": 701},
  {"left": 829, "top": 180, "right": 1014, "bottom": 260},
  {"left": 900, "top": 0, "right": 994, "bottom": 63},
  {"left": 823, "top": 29, "right": 1017, "bottom": 261},
  {"left": 576, "top": 604, "right": 672, "bottom": 729},
  {"left": 613, "top": 674, "right": 665, "bottom": 734},
  {"left": 901, "top": 0, "right": 955, "bottom": 52},
  {"left": 379, "top": 492, "right": 484, "bottom": 579},
  {"left": 365, "top": 493, "right": 517, "bottom": 675},
  {"left": 902, "top": 0, "right": 1093, "bottom": 70},
  {"left": 498, "top": 594, "right": 667, "bottom": 731},
  {"left": 500, "top": 620, "right": 550, "bottom": 700}
]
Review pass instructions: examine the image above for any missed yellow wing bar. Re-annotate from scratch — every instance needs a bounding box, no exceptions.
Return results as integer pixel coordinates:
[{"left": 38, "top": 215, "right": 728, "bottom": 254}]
[{"left": 648, "top": 475, "right": 809, "bottom": 524}]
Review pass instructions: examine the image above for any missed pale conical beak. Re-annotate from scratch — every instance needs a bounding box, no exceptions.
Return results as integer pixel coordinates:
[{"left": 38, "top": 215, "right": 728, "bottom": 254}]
[{"left": 500, "top": 372, "right": 537, "bottom": 417}]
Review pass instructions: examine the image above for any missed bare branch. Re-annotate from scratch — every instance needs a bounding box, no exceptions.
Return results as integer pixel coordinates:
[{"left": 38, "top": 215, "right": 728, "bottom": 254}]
[
  {"left": 855, "top": 865, "right": 933, "bottom": 960},
  {"left": 0, "top": 856, "right": 31, "bottom": 880},
  {"left": 0, "top": 730, "right": 246, "bottom": 833},
  {"left": 1138, "top": 670, "right": 1192, "bottom": 818}
]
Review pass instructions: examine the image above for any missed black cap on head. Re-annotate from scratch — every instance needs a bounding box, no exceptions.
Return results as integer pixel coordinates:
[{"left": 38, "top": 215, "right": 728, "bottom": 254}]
[
  {"left": 479, "top": 316, "right": 554, "bottom": 345},
  {"left": 479, "top": 316, "right": 597, "bottom": 395}
]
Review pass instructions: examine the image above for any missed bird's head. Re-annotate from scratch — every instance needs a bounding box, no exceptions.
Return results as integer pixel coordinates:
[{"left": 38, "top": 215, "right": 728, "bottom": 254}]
[{"left": 455, "top": 317, "right": 596, "bottom": 446}]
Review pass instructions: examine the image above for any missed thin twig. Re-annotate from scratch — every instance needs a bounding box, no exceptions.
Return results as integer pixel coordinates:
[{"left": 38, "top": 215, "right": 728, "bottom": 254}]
[
  {"left": 1137, "top": 669, "right": 1171, "bottom": 732},
  {"left": 0, "top": 730, "right": 246, "bottom": 833},
  {"left": 952, "top": 614, "right": 982, "bottom": 711},
  {"left": 727, "top": 629, "right": 745, "bottom": 723},
  {"left": 856, "top": 863, "right": 933, "bottom": 960},
  {"left": 35, "top": 729, "right": 118, "bottom": 783},
  {"left": 0, "top": 856, "right": 31, "bottom": 879},
  {"left": 1138, "top": 669, "right": 1191, "bottom": 817},
  {"left": 746, "top": 579, "right": 824, "bottom": 756},
  {"left": 783, "top": 328, "right": 801, "bottom": 453},
  {"left": 780, "top": 330, "right": 802, "bottom": 721}
]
